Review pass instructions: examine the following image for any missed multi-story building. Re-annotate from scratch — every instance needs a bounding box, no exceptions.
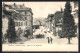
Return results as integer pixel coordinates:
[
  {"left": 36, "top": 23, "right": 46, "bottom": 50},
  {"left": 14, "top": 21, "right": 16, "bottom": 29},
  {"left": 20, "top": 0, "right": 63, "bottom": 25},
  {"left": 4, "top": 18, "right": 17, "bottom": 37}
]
[
  {"left": 46, "top": 14, "right": 54, "bottom": 31},
  {"left": 70, "top": 1, "right": 79, "bottom": 37},
  {"left": 2, "top": 3, "right": 33, "bottom": 37},
  {"left": 12, "top": 3, "right": 33, "bottom": 36},
  {"left": 33, "top": 19, "right": 41, "bottom": 29},
  {"left": 53, "top": 10, "right": 63, "bottom": 36},
  {"left": 44, "top": 18, "right": 48, "bottom": 28},
  {"left": 44, "top": 9, "right": 63, "bottom": 36}
]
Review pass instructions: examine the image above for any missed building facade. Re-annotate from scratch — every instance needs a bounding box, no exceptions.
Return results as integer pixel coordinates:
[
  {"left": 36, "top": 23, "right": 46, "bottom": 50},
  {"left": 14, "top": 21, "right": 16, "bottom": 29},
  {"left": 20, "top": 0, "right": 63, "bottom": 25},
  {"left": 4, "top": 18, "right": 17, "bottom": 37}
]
[
  {"left": 70, "top": 1, "right": 79, "bottom": 37},
  {"left": 2, "top": 3, "right": 33, "bottom": 37},
  {"left": 12, "top": 3, "right": 33, "bottom": 36},
  {"left": 45, "top": 14, "right": 54, "bottom": 31},
  {"left": 52, "top": 11, "right": 63, "bottom": 36},
  {"left": 44, "top": 9, "right": 63, "bottom": 37}
]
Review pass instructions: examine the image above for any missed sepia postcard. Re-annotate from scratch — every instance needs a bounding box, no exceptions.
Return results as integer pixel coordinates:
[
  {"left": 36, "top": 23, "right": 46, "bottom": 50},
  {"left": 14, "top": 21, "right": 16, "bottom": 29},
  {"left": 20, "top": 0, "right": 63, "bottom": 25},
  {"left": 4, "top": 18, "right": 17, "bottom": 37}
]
[{"left": 2, "top": 1, "right": 79, "bottom": 52}]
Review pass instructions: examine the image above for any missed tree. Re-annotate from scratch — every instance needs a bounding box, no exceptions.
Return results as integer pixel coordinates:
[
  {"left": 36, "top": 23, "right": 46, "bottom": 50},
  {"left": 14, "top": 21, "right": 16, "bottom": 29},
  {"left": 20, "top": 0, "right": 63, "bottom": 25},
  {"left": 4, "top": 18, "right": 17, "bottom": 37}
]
[
  {"left": 6, "top": 16, "right": 17, "bottom": 43},
  {"left": 3, "top": 4, "right": 17, "bottom": 43},
  {"left": 63, "top": 1, "right": 76, "bottom": 44},
  {"left": 24, "top": 29, "right": 30, "bottom": 38}
]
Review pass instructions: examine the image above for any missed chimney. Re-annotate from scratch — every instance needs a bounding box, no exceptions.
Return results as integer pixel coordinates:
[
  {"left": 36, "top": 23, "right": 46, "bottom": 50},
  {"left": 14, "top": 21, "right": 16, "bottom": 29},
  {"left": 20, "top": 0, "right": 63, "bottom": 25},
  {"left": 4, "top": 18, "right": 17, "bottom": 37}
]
[
  {"left": 23, "top": 4, "right": 24, "bottom": 6},
  {"left": 14, "top": 3, "right": 16, "bottom": 6},
  {"left": 61, "top": 7, "right": 63, "bottom": 13}
]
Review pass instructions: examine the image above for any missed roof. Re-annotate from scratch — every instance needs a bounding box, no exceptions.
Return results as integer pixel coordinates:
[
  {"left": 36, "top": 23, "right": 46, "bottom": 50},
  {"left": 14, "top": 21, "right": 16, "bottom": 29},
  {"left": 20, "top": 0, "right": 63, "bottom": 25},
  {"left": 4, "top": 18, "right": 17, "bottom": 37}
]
[
  {"left": 3, "top": 3, "right": 33, "bottom": 15},
  {"left": 54, "top": 11, "right": 63, "bottom": 24},
  {"left": 47, "top": 14, "right": 54, "bottom": 21},
  {"left": 2, "top": 3, "right": 33, "bottom": 21},
  {"left": 11, "top": 3, "right": 32, "bottom": 11},
  {"left": 55, "top": 11, "right": 63, "bottom": 14},
  {"left": 48, "top": 14, "right": 54, "bottom": 17}
]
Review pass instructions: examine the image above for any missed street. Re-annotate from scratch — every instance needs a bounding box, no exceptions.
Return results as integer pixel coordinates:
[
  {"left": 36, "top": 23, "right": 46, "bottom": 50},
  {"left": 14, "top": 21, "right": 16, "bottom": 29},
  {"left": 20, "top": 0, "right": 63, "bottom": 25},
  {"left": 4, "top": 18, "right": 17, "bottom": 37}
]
[
  {"left": 17, "top": 26, "right": 78, "bottom": 45},
  {"left": 2, "top": 26, "right": 78, "bottom": 51}
]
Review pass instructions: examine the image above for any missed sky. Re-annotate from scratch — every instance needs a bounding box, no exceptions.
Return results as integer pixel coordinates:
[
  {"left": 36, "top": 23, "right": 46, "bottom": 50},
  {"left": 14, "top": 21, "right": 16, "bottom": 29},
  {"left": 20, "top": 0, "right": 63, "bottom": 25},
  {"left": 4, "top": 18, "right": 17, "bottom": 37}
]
[{"left": 2, "top": 2, "right": 66, "bottom": 18}]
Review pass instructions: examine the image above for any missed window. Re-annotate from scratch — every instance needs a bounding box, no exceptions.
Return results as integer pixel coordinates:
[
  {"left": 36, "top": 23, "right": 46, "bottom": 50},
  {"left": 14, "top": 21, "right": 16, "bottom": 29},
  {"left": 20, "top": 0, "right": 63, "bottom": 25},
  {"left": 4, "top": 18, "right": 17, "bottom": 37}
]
[
  {"left": 21, "top": 22, "right": 23, "bottom": 26},
  {"left": 22, "top": 12, "right": 25, "bottom": 14},
  {"left": 15, "top": 22, "right": 16, "bottom": 26},
  {"left": 25, "top": 12, "right": 27, "bottom": 15},
  {"left": 17, "top": 22, "right": 19, "bottom": 26},
  {"left": 25, "top": 17, "right": 27, "bottom": 20},
  {"left": 15, "top": 22, "right": 17, "bottom": 26},
  {"left": 74, "top": 2, "right": 78, "bottom": 8},
  {"left": 24, "top": 22, "right": 27, "bottom": 26},
  {"left": 22, "top": 22, "right": 23, "bottom": 26},
  {"left": 5, "top": 7, "right": 9, "bottom": 11},
  {"left": 20, "top": 22, "right": 22, "bottom": 26},
  {"left": 26, "top": 22, "right": 27, "bottom": 26},
  {"left": 20, "top": 22, "right": 21, "bottom": 26},
  {"left": 17, "top": 22, "right": 18, "bottom": 26},
  {"left": 74, "top": 13, "right": 78, "bottom": 18},
  {"left": 19, "top": 22, "right": 20, "bottom": 26}
]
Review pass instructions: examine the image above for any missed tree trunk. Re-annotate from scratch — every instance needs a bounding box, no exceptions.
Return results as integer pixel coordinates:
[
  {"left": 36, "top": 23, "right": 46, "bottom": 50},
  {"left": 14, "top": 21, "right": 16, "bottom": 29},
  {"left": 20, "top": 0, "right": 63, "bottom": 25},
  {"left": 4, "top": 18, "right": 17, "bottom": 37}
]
[{"left": 68, "top": 37, "right": 71, "bottom": 44}]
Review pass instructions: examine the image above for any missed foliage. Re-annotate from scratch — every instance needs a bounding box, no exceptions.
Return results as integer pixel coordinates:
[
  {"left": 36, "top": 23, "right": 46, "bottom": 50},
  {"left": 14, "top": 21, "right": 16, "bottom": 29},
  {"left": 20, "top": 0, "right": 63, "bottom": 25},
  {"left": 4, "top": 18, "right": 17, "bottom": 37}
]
[
  {"left": 6, "top": 16, "right": 17, "bottom": 43},
  {"left": 63, "top": 1, "right": 76, "bottom": 38},
  {"left": 24, "top": 29, "right": 30, "bottom": 38},
  {"left": 58, "top": 30, "right": 64, "bottom": 38}
]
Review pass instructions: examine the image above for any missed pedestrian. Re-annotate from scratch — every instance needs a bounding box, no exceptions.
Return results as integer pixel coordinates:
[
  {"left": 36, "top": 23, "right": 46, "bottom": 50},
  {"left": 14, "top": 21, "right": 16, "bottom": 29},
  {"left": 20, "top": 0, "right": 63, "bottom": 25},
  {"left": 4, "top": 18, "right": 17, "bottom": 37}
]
[
  {"left": 46, "top": 31, "right": 50, "bottom": 44},
  {"left": 47, "top": 37, "right": 50, "bottom": 44},
  {"left": 46, "top": 31, "right": 54, "bottom": 44},
  {"left": 50, "top": 37, "right": 53, "bottom": 44}
]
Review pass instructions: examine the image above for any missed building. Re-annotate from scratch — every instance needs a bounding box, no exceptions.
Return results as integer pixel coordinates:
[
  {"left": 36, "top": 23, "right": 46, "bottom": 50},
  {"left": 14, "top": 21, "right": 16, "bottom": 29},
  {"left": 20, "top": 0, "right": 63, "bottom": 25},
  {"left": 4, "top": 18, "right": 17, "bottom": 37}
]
[
  {"left": 45, "top": 14, "right": 54, "bottom": 31},
  {"left": 12, "top": 3, "right": 33, "bottom": 36},
  {"left": 53, "top": 10, "right": 63, "bottom": 36},
  {"left": 44, "top": 8, "right": 63, "bottom": 36},
  {"left": 70, "top": 1, "right": 79, "bottom": 37},
  {"left": 2, "top": 3, "right": 33, "bottom": 37},
  {"left": 44, "top": 18, "right": 49, "bottom": 28},
  {"left": 33, "top": 19, "right": 41, "bottom": 29}
]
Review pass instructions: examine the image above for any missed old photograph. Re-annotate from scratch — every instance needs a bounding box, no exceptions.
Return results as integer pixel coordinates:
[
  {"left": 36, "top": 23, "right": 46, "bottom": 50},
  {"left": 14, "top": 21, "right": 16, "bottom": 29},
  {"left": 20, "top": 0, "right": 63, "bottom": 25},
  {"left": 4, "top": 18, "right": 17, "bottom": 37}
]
[{"left": 2, "top": 1, "right": 79, "bottom": 51}]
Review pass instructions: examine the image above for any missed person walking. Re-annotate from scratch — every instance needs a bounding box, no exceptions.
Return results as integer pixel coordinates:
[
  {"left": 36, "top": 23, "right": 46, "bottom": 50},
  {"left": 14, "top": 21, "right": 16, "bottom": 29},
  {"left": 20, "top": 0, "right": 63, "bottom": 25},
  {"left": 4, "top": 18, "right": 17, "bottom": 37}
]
[
  {"left": 45, "top": 31, "right": 54, "bottom": 44},
  {"left": 47, "top": 37, "right": 50, "bottom": 44},
  {"left": 46, "top": 31, "right": 51, "bottom": 44},
  {"left": 50, "top": 37, "right": 53, "bottom": 44}
]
